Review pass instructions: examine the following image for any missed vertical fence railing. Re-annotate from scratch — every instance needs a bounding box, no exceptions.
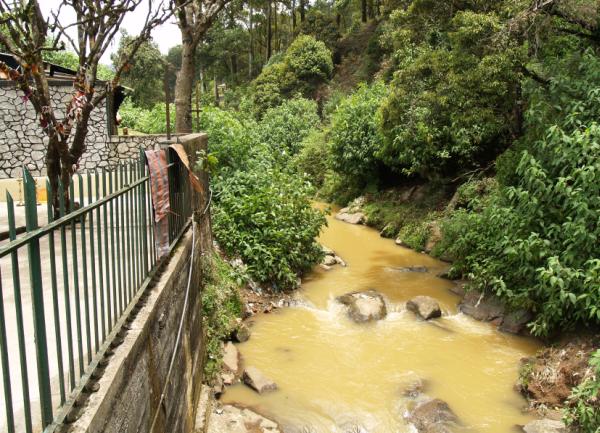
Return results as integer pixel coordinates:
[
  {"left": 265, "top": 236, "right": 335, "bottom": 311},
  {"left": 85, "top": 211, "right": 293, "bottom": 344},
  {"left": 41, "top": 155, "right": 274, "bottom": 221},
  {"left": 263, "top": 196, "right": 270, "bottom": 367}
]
[{"left": 0, "top": 149, "right": 195, "bottom": 432}]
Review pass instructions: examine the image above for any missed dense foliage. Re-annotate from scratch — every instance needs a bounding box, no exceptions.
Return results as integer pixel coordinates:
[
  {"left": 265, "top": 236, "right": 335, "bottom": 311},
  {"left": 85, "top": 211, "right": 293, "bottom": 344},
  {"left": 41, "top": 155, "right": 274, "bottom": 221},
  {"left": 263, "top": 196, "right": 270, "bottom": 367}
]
[
  {"left": 252, "top": 35, "right": 333, "bottom": 115},
  {"left": 212, "top": 165, "right": 325, "bottom": 289},
  {"left": 256, "top": 97, "right": 320, "bottom": 162},
  {"left": 329, "top": 82, "right": 385, "bottom": 186},
  {"left": 442, "top": 123, "right": 600, "bottom": 336},
  {"left": 199, "top": 105, "right": 326, "bottom": 290},
  {"left": 564, "top": 350, "right": 600, "bottom": 433},
  {"left": 118, "top": 100, "right": 174, "bottom": 134}
]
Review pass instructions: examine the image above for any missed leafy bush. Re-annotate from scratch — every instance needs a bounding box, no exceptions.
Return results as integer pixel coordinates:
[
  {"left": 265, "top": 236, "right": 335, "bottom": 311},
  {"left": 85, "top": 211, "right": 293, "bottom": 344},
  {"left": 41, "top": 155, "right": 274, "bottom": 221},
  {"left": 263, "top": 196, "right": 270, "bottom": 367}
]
[
  {"left": 286, "top": 35, "right": 334, "bottom": 83},
  {"left": 329, "top": 82, "right": 386, "bottom": 186},
  {"left": 292, "top": 129, "right": 331, "bottom": 188},
  {"left": 256, "top": 98, "right": 320, "bottom": 162},
  {"left": 200, "top": 254, "right": 243, "bottom": 379},
  {"left": 252, "top": 61, "right": 299, "bottom": 115},
  {"left": 378, "top": 8, "right": 524, "bottom": 178},
  {"left": 199, "top": 106, "right": 257, "bottom": 174},
  {"left": 443, "top": 124, "right": 600, "bottom": 336},
  {"left": 118, "top": 100, "right": 174, "bottom": 134},
  {"left": 212, "top": 164, "right": 326, "bottom": 290},
  {"left": 298, "top": 10, "right": 340, "bottom": 51},
  {"left": 251, "top": 35, "right": 333, "bottom": 116},
  {"left": 564, "top": 350, "right": 600, "bottom": 433}
]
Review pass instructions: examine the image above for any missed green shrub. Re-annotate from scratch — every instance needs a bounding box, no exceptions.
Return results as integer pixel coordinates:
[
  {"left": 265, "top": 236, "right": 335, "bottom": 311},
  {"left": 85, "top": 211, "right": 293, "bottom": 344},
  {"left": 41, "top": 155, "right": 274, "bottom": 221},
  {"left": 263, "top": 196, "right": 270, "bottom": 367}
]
[
  {"left": 329, "top": 82, "right": 386, "bottom": 186},
  {"left": 564, "top": 350, "right": 600, "bottom": 433},
  {"left": 200, "top": 254, "right": 243, "bottom": 379},
  {"left": 212, "top": 164, "right": 326, "bottom": 290},
  {"left": 298, "top": 10, "right": 340, "bottom": 51},
  {"left": 252, "top": 61, "right": 299, "bottom": 116},
  {"left": 118, "top": 100, "right": 174, "bottom": 134},
  {"left": 198, "top": 106, "right": 258, "bottom": 174},
  {"left": 377, "top": 9, "right": 524, "bottom": 178},
  {"left": 286, "top": 35, "right": 334, "bottom": 83},
  {"left": 292, "top": 129, "right": 331, "bottom": 188},
  {"left": 257, "top": 98, "right": 320, "bottom": 162},
  {"left": 251, "top": 35, "right": 333, "bottom": 116},
  {"left": 444, "top": 124, "right": 600, "bottom": 336}
]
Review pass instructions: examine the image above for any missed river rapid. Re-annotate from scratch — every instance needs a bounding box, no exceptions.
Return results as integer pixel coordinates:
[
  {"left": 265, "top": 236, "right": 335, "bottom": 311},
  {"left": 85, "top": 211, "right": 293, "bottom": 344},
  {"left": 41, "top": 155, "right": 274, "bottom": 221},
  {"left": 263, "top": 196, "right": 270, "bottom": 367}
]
[{"left": 221, "top": 207, "right": 541, "bottom": 432}]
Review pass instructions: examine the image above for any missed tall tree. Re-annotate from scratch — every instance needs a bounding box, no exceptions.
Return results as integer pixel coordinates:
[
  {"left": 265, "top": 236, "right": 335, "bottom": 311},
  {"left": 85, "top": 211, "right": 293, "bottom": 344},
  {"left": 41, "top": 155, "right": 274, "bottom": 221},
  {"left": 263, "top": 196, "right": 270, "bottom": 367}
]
[
  {"left": 0, "top": 0, "right": 170, "bottom": 209},
  {"left": 111, "top": 31, "right": 166, "bottom": 108},
  {"left": 172, "top": 0, "right": 231, "bottom": 133}
]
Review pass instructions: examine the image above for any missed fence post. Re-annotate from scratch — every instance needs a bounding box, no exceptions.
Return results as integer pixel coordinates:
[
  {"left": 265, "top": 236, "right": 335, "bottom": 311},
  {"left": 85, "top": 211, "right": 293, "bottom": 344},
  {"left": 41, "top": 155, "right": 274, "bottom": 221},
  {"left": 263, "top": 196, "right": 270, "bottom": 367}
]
[{"left": 23, "top": 169, "right": 53, "bottom": 426}]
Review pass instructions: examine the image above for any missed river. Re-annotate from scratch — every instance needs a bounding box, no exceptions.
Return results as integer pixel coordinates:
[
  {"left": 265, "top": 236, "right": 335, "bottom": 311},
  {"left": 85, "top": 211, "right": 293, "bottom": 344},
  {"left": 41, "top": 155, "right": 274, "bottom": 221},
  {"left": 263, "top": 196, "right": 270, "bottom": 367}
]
[{"left": 221, "top": 207, "right": 541, "bottom": 432}]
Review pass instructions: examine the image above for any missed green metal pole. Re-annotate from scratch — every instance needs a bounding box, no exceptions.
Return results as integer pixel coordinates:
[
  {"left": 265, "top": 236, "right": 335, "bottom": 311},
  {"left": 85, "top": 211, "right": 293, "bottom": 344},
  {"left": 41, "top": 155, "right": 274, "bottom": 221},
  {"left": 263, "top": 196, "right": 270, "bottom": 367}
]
[{"left": 23, "top": 169, "right": 53, "bottom": 426}]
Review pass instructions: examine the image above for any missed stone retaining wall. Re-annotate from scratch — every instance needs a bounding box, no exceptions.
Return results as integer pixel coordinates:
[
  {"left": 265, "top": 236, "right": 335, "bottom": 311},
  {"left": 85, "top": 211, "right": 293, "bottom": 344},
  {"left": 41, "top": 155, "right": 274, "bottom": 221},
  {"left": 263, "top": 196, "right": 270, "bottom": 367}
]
[{"left": 0, "top": 83, "right": 171, "bottom": 179}]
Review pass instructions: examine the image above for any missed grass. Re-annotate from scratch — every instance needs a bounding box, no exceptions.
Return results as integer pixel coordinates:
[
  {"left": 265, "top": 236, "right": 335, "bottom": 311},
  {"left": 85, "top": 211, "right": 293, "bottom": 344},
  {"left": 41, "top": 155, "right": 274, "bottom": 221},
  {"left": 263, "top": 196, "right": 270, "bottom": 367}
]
[{"left": 200, "top": 253, "right": 244, "bottom": 380}]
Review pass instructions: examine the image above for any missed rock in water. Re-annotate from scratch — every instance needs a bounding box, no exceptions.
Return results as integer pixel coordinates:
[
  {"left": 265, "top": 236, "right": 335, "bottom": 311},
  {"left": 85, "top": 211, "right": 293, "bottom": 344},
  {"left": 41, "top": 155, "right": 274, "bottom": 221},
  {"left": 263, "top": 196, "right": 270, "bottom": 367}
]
[
  {"left": 499, "top": 309, "right": 533, "bottom": 335},
  {"left": 407, "top": 398, "right": 458, "bottom": 433},
  {"left": 207, "top": 404, "right": 281, "bottom": 433},
  {"left": 337, "top": 290, "right": 387, "bottom": 323},
  {"left": 335, "top": 211, "right": 366, "bottom": 225},
  {"left": 406, "top": 296, "right": 442, "bottom": 320},
  {"left": 458, "top": 290, "right": 505, "bottom": 322},
  {"left": 323, "top": 255, "right": 337, "bottom": 266},
  {"left": 234, "top": 323, "right": 251, "bottom": 342},
  {"left": 242, "top": 366, "right": 278, "bottom": 394},
  {"left": 222, "top": 342, "right": 240, "bottom": 375},
  {"left": 522, "top": 419, "right": 567, "bottom": 433}
]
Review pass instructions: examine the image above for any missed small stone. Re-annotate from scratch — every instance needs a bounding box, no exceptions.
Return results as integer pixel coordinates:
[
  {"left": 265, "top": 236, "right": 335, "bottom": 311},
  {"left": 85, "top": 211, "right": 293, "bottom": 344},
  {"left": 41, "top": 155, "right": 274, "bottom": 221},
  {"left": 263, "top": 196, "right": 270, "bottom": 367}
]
[
  {"left": 522, "top": 419, "right": 567, "bottom": 433},
  {"left": 407, "top": 398, "right": 458, "bottom": 433},
  {"left": 334, "top": 255, "right": 347, "bottom": 267},
  {"left": 221, "top": 372, "right": 235, "bottom": 385},
  {"left": 320, "top": 264, "right": 332, "bottom": 271},
  {"left": 323, "top": 255, "right": 337, "bottom": 266},
  {"left": 395, "top": 238, "right": 408, "bottom": 247},
  {"left": 242, "top": 366, "right": 277, "bottom": 394},
  {"left": 234, "top": 323, "right": 251, "bottom": 343},
  {"left": 406, "top": 296, "right": 442, "bottom": 320},
  {"left": 222, "top": 342, "right": 240, "bottom": 375},
  {"left": 322, "top": 245, "right": 334, "bottom": 255},
  {"left": 499, "top": 309, "right": 533, "bottom": 334}
]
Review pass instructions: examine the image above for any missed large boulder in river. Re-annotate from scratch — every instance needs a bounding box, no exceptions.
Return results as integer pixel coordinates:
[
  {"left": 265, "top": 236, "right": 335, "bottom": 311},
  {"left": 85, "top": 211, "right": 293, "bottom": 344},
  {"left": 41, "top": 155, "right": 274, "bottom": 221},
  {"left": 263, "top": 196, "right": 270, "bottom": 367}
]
[
  {"left": 407, "top": 398, "right": 458, "bottom": 433},
  {"left": 521, "top": 419, "right": 567, "bottom": 433},
  {"left": 242, "top": 366, "right": 278, "bottom": 394},
  {"left": 458, "top": 290, "right": 505, "bottom": 323},
  {"left": 337, "top": 290, "right": 387, "bottom": 323},
  {"left": 407, "top": 296, "right": 442, "bottom": 320}
]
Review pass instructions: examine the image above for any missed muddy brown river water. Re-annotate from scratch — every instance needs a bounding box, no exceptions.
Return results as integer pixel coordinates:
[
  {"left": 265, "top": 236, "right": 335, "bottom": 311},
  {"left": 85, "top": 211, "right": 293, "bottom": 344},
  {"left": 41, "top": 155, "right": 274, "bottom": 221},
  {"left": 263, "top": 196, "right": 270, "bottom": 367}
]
[{"left": 222, "top": 207, "right": 541, "bottom": 432}]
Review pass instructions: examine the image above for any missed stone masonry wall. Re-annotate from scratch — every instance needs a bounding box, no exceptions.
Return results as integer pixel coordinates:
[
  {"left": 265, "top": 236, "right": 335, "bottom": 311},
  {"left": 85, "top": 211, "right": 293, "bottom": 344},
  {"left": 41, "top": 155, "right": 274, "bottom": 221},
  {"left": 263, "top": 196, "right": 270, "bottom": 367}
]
[{"left": 0, "top": 83, "right": 168, "bottom": 179}]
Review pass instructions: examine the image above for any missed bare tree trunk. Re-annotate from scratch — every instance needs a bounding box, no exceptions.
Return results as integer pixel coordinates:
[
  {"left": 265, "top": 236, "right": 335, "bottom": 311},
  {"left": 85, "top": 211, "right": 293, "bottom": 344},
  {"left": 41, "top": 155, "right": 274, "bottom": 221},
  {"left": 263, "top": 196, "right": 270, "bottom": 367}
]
[
  {"left": 267, "top": 1, "right": 273, "bottom": 60},
  {"left": 361, "top": 0, "right": 367, "bottom": 22},
  {"left": 299, "top": 0, "right": 305, "bottom": 22},
  {"left": 249, "top": 5, "right": 254, "bottom": 78},
  {"left": 175, "top": 40, "right": 197, "bottom": 133},
  {"left": 292, "top": 0, "right": 296, "bottom": 30},
  {"left": 274, "top": 1, "right": 279, "bottom": 52},
  {"left": 46, "top": 139, "right": 61, "bottom": 212}
]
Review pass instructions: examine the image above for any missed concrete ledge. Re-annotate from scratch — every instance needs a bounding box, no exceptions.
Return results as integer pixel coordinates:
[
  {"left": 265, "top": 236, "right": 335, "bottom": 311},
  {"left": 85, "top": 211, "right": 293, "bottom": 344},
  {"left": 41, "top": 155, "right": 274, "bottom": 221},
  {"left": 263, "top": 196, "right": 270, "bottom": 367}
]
[{"left": 70, "top": 226, "right": 205, "bottom": 433}]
